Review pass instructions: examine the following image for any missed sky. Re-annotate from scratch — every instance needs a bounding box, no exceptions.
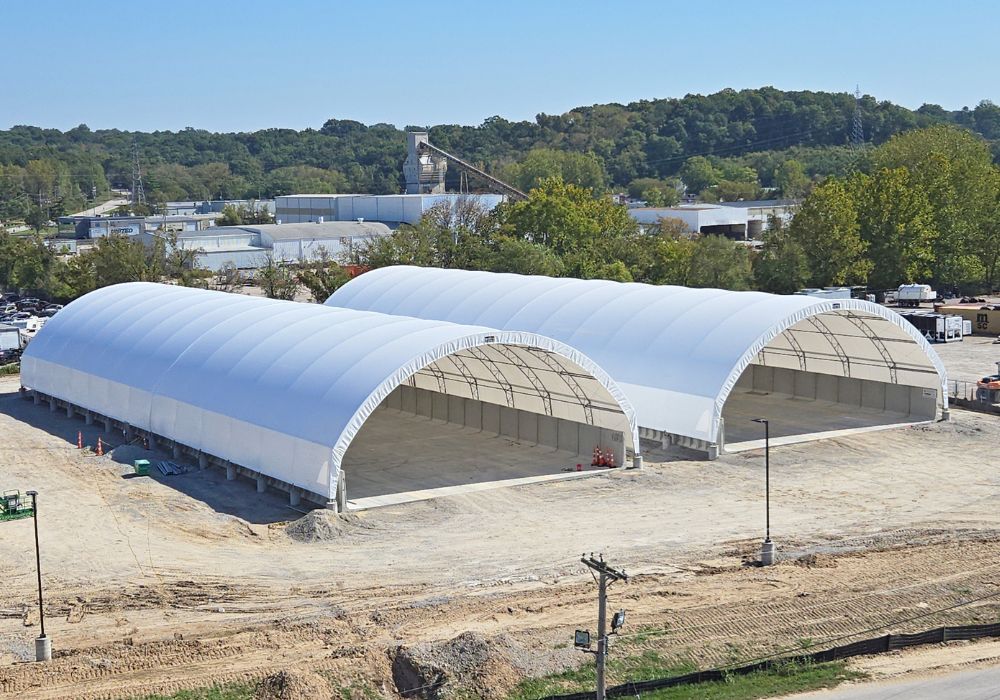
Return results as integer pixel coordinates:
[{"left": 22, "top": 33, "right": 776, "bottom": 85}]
[{"left": 1, "top": 0, "right": 996, "bottom": 133}]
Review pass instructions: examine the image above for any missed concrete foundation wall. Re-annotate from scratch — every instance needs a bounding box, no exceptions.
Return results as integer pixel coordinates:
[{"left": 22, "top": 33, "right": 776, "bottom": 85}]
[
  {"left": 383, "top": 385, "right": 626, "bottom": 465},
  {"left": 738, "top": 365, "right": 937, "bottom": 419}
]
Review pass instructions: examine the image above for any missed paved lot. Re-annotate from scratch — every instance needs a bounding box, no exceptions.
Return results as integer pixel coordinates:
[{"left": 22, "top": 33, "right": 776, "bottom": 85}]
[{"left": 789, "top": 665, "right": 1000, "bottom": 699}]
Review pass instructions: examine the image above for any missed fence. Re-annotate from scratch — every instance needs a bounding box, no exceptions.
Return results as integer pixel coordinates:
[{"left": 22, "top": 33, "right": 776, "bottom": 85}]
[
  {"left": 948, "top": 379, "right": 1000, "bottom": 415},
  {"left": 540, "top": 622, "right": 1000, "bottom": 700}
]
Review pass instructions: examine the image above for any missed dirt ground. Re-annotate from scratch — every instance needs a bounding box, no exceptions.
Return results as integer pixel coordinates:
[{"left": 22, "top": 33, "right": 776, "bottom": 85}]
[
  {"left": 933, "top": 333, "right": 1000, "bottom": 382},
  {"left": 1, "top": 371, "right": 1000, "bottom": 699}
]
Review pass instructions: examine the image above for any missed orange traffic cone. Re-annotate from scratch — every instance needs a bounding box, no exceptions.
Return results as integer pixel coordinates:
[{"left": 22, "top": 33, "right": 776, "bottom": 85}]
[
  {"left": 606, "top": 449, "right": 616, "bottom": 469},
  {"left": 77, "top": 431, "right": 83, "bottom": 449},
  {"left": 96, "top": 437, "right": 103, "bottom": 456},
  {"left": 591, "top": 446, "right": 601, "bottom": 466}
]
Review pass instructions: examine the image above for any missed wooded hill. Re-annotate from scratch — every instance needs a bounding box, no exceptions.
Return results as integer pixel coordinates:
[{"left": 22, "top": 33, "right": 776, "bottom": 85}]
[{"left": 2, "top": 86, "right": 999, "bottom": 221}]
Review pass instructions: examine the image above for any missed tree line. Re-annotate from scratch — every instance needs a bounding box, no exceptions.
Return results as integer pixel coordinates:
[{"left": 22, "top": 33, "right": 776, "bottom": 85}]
[
  {"left": 351, "top": 125, "right": 1000, "bottom": 295},
  {"left": 2, "top": 124, "right": 998, "bottom": 305},
  {"left": 760, "top": 125, "right": 1000, "bottom": 293},
  {"left": 3, "top": 87, "right": 999, "bottom": 226}
]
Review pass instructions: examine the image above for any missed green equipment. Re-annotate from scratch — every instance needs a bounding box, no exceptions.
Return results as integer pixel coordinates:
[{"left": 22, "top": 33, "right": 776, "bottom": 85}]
[
  {"left": 0, "top": 490, "right": 35, "bottom": 521},
  {"left": 133, "top": 459, "right": 150, "bottom": 476}
]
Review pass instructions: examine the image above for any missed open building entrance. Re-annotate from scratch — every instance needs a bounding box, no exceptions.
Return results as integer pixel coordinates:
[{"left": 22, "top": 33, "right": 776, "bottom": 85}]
[
  {"left": 721, "top": 309, "right": 944, "bottom": 451},
  {"left": 341, "top": 343, "right": 635, "bottom": 509}
]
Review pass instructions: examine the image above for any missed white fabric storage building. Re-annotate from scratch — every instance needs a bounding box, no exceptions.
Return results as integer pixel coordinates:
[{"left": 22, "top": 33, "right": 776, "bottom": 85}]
[
  {"left": 327, "top": 266, "right": 949, "bottom": 456},
  {"left": 21, "top": 283, "right": 638, "bottom": 508}
]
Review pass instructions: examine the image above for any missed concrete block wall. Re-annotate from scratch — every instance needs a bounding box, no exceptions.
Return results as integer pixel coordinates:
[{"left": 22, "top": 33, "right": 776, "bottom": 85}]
[
  {"left": 382, "top": 385, "right": 626, "bottom": 466},
  {"left": 737, "top": 365, "right": 938, "bottom": 420}
]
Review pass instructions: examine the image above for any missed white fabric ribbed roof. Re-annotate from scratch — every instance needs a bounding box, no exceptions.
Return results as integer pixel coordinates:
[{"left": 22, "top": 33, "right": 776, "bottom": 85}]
[
  {"left": 327, "top": 266, "right": 948, "bottom": 445},
  {"left": 22, "top": 283, "right": 637, "bottom": 500}
]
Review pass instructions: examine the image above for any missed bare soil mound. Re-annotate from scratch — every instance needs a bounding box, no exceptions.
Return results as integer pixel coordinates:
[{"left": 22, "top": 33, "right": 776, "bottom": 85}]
[
  {"left": 392, "top": 631, "right": 540, "bottom": 699},
  {"left": 285, "top": 510, "right": 368, "bottom": 542},
  {"left": 254, "top": 670, "right": 331, "bottom": 699}
]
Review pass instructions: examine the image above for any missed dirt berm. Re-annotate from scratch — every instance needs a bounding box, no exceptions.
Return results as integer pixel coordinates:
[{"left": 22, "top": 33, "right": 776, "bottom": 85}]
[
  {"left": 391, "top": 631, "right": 567, "bottom": 700},
  {"left": 254, "top": 670, "right": 331, "bottom": 700}
]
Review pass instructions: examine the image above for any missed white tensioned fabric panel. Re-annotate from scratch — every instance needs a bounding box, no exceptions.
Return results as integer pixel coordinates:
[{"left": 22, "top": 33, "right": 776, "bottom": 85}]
[
  {"left": 327, "top": 266, "right": 948, "bottom": 445},
  {"left": 22, "top": 283, "right": 638, "bottom": 500}
]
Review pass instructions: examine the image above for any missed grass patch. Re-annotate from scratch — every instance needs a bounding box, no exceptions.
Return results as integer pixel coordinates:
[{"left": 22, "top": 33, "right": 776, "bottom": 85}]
[
  {"left": 509, "top": 650, "right": 695, "bottom": 700},
  {"left": 508, "top": 657, "right": 862, "bottom": 700},
  {"left": 638, "top": 661, "right": 863, "bottom": 699},
  {"left": 133, "top": 683, "right": 255, "bottom": 700},
  {"left": 0, "top": 363, "right": 20, "bottom": 376}
]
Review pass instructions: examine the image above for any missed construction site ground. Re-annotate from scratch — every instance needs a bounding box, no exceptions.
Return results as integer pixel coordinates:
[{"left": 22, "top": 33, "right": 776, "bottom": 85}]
[{"left": 1, "top": 368, "right": 1000, "bottom": 699}]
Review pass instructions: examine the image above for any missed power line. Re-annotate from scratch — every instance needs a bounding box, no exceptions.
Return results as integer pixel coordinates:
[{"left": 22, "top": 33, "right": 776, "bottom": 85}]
[{"left": 639, "top": 129, "right": 816, "bottom": 169}]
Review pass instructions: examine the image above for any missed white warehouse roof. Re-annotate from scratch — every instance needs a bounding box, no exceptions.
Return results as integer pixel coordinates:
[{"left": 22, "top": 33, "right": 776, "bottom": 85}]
[
  {"left": 326, "top": 266, "right": 948, "bottom": 448},
  {"left": 176, "top": 221, "right": 392, "bottom": 241},
  {"left": 22, "top": 283, "right": 637, "bottom": 503}
]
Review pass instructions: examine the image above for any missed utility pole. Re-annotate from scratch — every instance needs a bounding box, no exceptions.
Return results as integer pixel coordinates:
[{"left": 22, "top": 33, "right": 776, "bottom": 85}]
[
  {"left": 580, "top": 554, "right": 628, "bottom": 700},
  {"left": 26, "top": 490, "right": 50, "bottom": 661},
  {"left": 751, "top": 418, "right": 776, "bottom": 565}
]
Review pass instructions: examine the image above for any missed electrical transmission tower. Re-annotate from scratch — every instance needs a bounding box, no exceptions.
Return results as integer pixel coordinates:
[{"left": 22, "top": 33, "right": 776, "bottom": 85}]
[
  {"left": 131, "top": 136, "right": 146, "bottom": 207},
  {"left": 851, "top": 85, "right": 865, "bottom": 150}
]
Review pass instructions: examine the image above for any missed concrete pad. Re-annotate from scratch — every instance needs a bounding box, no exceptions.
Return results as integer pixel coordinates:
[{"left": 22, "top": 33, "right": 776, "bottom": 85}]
[
  {"left": 723, "top": 390, "right": 928, "bottom": 452},
  {"left": 343, "top": 409, "right": 610, "bottom": 509}
]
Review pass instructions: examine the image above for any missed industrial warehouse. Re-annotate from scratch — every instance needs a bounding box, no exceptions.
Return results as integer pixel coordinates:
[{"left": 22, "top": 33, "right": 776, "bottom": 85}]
[
  {"left": 328, "top": 266, "right": 950, "bottom": 456},
  {"left": 19, "top": 282, "right": 638, "bottom": 510}
]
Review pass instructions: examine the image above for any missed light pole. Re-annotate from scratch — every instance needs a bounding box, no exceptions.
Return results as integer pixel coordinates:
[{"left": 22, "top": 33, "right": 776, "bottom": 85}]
[
  {"left": 25, "top": 490, "right": 51, "bottom": 661},
  {"left": 750, "top": 419, "right": 776, "bottom": 566}
]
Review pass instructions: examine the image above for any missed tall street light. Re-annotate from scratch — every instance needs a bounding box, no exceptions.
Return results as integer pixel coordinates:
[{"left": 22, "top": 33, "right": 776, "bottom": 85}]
[
  {"left": 750, "top": 419, "right": 776, "bottom": 566},
  {"left": 25, "top": 490, "right": 51, "bottom": 661}
]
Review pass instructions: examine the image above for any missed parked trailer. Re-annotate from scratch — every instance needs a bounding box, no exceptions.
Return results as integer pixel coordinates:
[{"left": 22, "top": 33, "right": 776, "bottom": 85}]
[
  {"left": 897, "top": 284, "right": 937, "bottom": 308},
  {"left": 897, "top": 311, "right": 964, "bottom": 343}
]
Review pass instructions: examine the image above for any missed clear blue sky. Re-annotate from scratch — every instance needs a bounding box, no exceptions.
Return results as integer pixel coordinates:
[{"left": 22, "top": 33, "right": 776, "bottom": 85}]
[{"left": 1, "top": 0, "right": 995, "bottom": 133}]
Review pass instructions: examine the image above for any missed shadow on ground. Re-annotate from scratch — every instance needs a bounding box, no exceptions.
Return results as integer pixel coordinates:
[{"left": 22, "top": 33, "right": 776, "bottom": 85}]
[{"left": 0, "top": 387, "right": 314, "bottom": 525}]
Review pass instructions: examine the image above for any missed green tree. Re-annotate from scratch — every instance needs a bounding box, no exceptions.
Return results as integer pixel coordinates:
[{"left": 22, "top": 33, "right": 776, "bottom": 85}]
[
  {"left": 90, "top": 234, "right": 159, "bottom": 286},
  {"left": 849, "top": 168, "right": 935, "bottom": 289},
  {"left": 679, "top": 156, "right": 721, "bottom": 194},
  {"left": 498, "top": 177, "right": 637, "bottom": 257},
  {"left": 216, "top": 204, "right": 243, "bottom": 227},
  {"left": 296, "top": 248, "right": 350, "bottom": 302},
  {"left": 870, "top": 125, "right": 995, "bottom": 286},
  {"left": 774, "top": 159, "right": 810, "bottom": 198},
  {"left": 687, "top": 235, "right": 753, "bottom": 289},
  {"left": 256, "top": 253, "right": 299, "bottom": 300},
  {"left": 503, "top": 148, "right": 607, "bottom": 193},
  {"left": 701, "top": 179, "right": 760, "bottom": 202},
  {"left": 787, "top": 178, "right": 871, "bottom": 286},
  {"left": 752, "top": 216, "right": 810, "bottom": 293},
  {"left": 489, "top": 237, "right": 565, "bottom": 276},
  {"left": 645, "top": 231, "right": 696, "bottom": 286},
  {"left": 627, "top": 178, "right": 681, "bottom": 206},
  {"left": 25, "top": 205, "right": 49, "bottom": 232}
]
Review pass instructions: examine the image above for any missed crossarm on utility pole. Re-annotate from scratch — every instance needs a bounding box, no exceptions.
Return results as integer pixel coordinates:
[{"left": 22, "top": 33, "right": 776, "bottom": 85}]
[{"left": 581, "top": 555, "right": 627, "bottom": 700}]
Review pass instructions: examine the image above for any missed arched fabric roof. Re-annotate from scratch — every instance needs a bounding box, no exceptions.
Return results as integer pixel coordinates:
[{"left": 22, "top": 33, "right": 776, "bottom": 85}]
[
  {"left": 22, "top": 283, "right": 637, "bottom": 501},
  {"left": 327, "top": 266, "right": 948, "bottom": 446}
]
